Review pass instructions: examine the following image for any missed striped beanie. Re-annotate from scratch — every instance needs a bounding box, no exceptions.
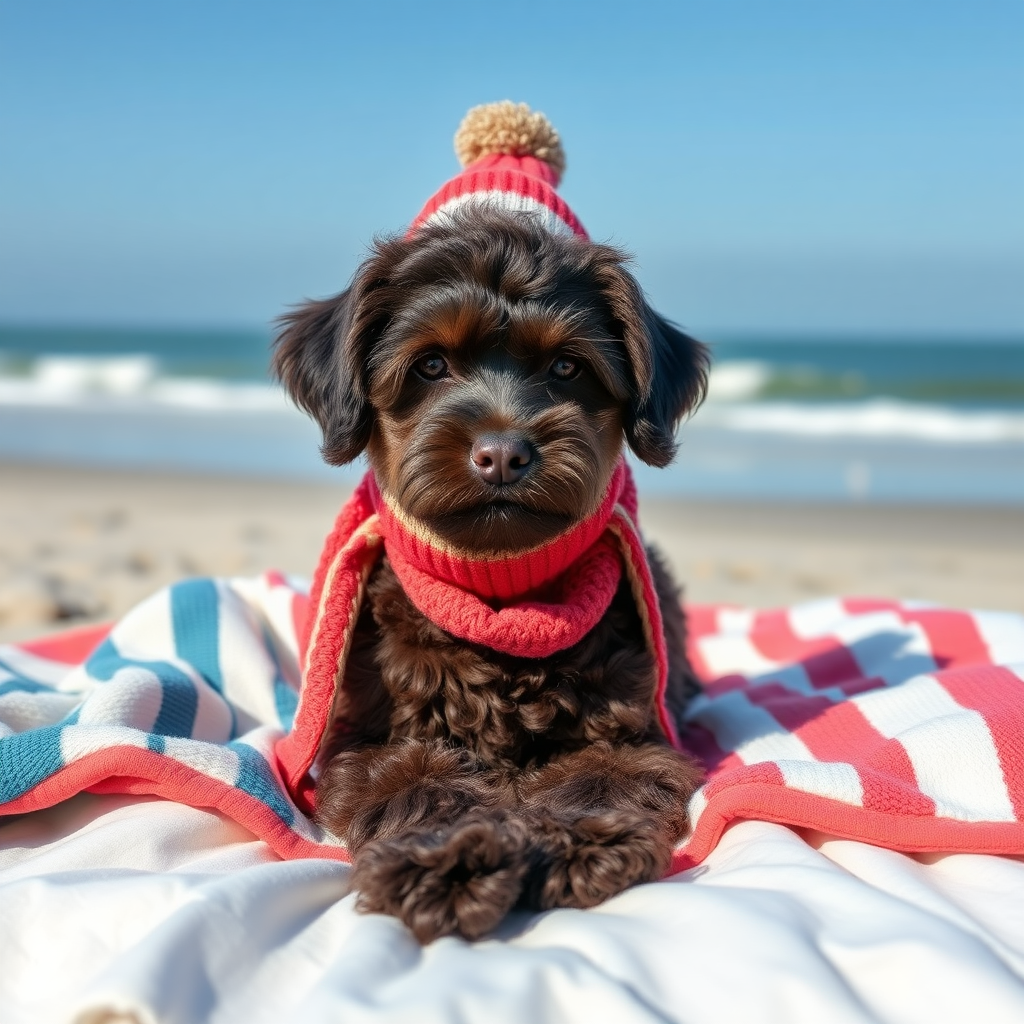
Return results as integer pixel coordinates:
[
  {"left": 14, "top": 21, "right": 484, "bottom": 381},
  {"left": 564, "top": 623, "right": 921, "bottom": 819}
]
[{"left": 408, "top": 101, "right": 588, "bottom": 240}]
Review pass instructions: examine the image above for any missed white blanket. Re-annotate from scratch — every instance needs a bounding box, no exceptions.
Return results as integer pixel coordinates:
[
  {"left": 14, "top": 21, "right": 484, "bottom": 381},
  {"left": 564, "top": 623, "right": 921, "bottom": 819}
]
[{"left": 3, "top": 792, "right": 1023, "bottom": 1024}]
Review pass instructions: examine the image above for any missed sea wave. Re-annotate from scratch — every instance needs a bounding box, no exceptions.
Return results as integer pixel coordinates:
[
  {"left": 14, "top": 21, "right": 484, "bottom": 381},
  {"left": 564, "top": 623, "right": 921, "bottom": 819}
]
[
  {"left": 2, "top": 354, "right": 1023, "bottom": 444},
  {"left": 703, "top": 399, "right": 1024, "bottom": 443},
  {"left": 0, "top": 355, "right": 289, "bottom": 413},
  {"left": 703, "top": 356, "right": 1024, "bottom": 404},
  {"left": 704, "top": 360, "right": 773, "bottom": 401}
]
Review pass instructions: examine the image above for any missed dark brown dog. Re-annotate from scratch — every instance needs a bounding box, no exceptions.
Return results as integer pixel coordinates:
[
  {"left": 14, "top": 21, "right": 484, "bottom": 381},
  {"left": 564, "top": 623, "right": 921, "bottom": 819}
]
[{"left": 274, "top": 209, "right": 709, "bottom": 943}]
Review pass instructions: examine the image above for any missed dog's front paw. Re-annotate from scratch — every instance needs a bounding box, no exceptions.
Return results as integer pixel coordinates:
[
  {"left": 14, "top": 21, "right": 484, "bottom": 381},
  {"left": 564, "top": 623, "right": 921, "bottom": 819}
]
[
  {"left": 351, "top": 812, "right": 529, "bottom": 943},
  {"left": 526, "top": 811, "right": 671, "bottom": 910}
]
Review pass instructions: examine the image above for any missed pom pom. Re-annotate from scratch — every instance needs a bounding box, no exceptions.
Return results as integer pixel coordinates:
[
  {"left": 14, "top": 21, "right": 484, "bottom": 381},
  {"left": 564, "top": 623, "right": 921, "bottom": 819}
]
[{"left": 454, "top": 101, "right": 566, "bottom": 181}]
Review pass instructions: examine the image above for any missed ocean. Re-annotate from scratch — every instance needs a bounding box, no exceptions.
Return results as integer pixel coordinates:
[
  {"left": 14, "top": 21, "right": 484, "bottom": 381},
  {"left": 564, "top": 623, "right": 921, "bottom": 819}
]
[{"left": 1, "top": 324, "right": 1022, "bottom": 504}]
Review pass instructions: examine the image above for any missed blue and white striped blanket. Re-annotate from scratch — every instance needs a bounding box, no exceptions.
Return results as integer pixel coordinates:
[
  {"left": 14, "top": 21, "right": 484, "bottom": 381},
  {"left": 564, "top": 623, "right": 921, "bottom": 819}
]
[{"left": 0, "top": 573, "right": 344, "bottom": 860}]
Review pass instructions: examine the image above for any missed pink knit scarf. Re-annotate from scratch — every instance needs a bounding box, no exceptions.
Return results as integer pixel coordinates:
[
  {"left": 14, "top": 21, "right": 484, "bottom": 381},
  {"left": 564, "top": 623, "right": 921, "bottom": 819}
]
[{"left": 366, "top": 460, "right": 633, "bottom": 659}]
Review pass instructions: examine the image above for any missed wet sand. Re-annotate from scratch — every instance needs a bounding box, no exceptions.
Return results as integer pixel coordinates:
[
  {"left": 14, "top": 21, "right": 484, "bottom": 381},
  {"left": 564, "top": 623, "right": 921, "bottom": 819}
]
[{"left": 1, "top": 461, "right": 1021, "bottom": 644}]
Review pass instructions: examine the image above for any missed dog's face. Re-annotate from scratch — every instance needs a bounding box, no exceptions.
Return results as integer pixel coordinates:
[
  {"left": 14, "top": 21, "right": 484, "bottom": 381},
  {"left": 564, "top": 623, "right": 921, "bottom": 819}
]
[{"left": 275, "top": 211, "right": 708, "bottom": 554}]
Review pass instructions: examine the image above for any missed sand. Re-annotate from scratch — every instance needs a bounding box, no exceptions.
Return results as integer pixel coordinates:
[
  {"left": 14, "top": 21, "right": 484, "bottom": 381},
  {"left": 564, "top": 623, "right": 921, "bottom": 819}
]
[{"left": 1, "top": 460, "right": 1021, "bottom": 645}]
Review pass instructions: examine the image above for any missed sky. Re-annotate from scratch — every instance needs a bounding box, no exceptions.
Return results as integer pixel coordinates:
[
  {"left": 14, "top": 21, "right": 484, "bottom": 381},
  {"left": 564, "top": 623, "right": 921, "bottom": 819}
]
[{"left": 1, "top": 0, "right": 1022, "bottom": 336}]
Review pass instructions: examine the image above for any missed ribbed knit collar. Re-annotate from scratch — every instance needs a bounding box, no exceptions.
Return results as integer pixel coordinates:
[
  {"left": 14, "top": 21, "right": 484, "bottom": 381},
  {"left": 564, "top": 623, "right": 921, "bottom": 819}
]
[{"left": 367, "top": 458, "right": 634, "bottom": 602}]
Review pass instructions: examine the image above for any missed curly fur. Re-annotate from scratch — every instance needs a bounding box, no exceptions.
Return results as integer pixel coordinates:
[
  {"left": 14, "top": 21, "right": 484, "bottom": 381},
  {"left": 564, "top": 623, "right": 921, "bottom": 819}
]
[{"left": 274, "top": 209, "right": 709, "bottom": 943}]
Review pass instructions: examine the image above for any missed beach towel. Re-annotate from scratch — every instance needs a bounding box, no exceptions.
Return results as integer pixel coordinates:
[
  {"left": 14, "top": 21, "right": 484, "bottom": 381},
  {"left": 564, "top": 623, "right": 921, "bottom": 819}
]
[{"left": 2, "top": 566, "right": 1023, "bottom": 871}]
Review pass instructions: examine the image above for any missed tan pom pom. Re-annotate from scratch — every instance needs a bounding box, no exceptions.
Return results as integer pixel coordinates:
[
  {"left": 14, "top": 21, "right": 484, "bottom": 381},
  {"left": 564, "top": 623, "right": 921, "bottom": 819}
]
[{"left": 454, "top": 101, "right": 566, "bottom": 181}]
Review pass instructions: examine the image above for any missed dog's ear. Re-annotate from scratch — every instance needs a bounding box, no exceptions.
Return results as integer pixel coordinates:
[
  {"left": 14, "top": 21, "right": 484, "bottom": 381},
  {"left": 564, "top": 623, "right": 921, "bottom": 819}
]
[
  {"left": 273, "top": 249, "right": 396, "bottom": 466},
  {"left": 593, "top": 254, "right": 710, "bottom": 467}
]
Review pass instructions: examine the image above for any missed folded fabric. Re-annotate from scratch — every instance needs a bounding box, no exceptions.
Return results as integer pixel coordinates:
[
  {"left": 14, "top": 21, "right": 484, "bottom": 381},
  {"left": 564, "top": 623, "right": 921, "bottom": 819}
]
[
  {"left": 676, "top": 599, "right": 1024, "bottom": 870},
  {"left": 0, "top": 574, "right": 337, "bottom": 860},
  {"left": 2, "top": 574, "right": 1023, "bottom": 871}
]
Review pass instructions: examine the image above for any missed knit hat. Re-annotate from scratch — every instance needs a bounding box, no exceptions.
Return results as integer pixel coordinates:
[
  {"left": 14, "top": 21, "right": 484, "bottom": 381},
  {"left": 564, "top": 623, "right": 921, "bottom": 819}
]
[{"left": 408, "top": 101, "right": 588, "bottom": 240}]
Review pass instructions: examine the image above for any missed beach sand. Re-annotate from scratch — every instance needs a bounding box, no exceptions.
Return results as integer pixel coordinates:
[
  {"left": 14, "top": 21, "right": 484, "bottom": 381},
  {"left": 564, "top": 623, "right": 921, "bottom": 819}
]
[{"left": 1, "top": 460, "right": 1021, "bottom": 645}]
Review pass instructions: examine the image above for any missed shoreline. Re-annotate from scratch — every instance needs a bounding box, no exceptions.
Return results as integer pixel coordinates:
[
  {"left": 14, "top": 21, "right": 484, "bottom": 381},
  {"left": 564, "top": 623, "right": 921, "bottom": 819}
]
[{"left": 2, "top": 460, "right": 1022, "bottom": 644}]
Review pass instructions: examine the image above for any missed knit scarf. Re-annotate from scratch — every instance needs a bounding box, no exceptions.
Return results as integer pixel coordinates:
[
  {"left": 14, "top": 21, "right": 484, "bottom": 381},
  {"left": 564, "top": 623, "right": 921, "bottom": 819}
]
[{"left": 276, "top": 458, "right": 677, "bottom": 810}]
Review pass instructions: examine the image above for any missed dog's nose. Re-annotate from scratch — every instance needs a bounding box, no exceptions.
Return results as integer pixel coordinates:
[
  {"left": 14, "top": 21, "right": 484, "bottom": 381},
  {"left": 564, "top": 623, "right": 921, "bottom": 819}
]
[{"left": 471, "top": 434, "right": 533, "bottom": 485}]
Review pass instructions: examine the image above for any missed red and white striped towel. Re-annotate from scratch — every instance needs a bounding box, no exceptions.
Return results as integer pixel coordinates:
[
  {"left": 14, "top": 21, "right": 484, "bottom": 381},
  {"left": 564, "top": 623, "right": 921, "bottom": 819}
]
[
  {"left": 2, "top": 581, "right": 1023, "bottom": 871},
  {"left": 672, "top": 598, "right": 1024, "bottom": 871}
]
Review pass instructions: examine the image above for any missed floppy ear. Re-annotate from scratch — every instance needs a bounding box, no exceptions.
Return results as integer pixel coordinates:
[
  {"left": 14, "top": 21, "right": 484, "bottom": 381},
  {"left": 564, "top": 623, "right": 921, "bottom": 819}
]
[
  {"left": 594, "top": 255, "right": 710, "bottom": 467},
  {"left": 272, "top": 249, "right": 396, "bottom": 466}
]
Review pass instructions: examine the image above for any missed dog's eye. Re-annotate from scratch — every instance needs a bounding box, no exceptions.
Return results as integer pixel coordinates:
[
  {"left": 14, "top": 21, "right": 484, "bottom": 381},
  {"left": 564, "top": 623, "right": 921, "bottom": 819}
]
[
  {"left": 550, "top": 356, "right": 580, "bottom": 380},
  {"left": 414, "top": 354, "right": 450, "bottom": 381}
]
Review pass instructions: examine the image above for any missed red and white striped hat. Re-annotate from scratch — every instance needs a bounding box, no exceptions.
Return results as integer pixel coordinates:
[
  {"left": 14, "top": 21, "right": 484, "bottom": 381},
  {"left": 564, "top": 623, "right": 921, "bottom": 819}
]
[{"left": 408, "top": 101, "right": 588, "bottom": 240}]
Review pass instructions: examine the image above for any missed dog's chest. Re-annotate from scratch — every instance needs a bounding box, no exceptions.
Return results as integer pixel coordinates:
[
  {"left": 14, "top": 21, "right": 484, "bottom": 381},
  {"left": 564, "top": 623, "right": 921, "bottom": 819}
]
[{"left": 331, "top": 557, "right": 661, "bottom": 767}]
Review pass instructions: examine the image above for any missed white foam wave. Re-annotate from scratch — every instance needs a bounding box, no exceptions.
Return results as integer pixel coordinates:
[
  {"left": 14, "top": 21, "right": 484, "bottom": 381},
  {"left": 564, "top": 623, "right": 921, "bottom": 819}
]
[
  {"left": 34, "top": 355, "right": 159, "bottom": 395},
  {"left": 705, "top": 360, "right": 772, "bottom": 401},
  {"left": 4, "top": 357, "right": 1023, "bottom": 444},
  {"left": 704, "top": 399, "right": 1024, "bottom": 443},
  {"left": 0, "top": 356, "right": 289, "bottom": 413}
]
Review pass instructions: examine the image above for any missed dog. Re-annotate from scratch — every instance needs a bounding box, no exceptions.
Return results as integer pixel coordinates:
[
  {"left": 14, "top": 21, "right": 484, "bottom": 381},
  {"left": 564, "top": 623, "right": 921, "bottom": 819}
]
[{"left": 273, "top": 103, "right": 709, "bottom": 943}]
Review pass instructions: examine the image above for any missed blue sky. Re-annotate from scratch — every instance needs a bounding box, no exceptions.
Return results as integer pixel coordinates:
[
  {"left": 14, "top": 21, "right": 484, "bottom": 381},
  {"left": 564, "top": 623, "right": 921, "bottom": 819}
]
[{"left": 1, "top": 0, "right": 1022, "bottom": 335}]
